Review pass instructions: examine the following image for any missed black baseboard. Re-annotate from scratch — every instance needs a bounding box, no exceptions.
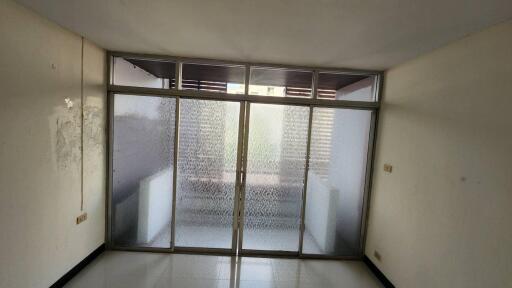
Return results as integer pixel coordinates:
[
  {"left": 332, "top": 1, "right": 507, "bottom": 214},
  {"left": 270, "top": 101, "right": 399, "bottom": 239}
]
[
  {"left": 50, "top": 244, "right": 105, "bottom": 288},
  {"left": 363, "top": 256, "right": 395, "bottom": 288}
]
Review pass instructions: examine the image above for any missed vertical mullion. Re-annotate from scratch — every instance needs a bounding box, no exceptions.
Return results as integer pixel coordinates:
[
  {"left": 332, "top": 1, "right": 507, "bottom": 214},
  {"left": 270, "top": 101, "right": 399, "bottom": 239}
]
[
  {"left": 312, "top": 70, "right": 319, "bottom": 100},
  {"left": 359, "top": 110, "right": 378, "bottom": 255},
  {"left": 237, "top": 103, "right": 251, "bottom": 253},
  {"left": 244, "top": 64, "right": 250, "bottom": 96},
  {"left": 298, "top": 105, "right": 314, "bottom": 255},
  {"left": 171, "top": 96, "right": 180, "bottom": 250},
  {"left": 109, "top": 53, "right": 114, "bottom": 85},
  {"left": 175, "top": 62, "right": 182, "bottom": 90},
  {"left": 231, "top": 101, "right": 246, "bottom": 254},
  {"left": 106, "top": 54, "right": 113, "bottom": 248},
  {"left": 106, "top": 92, "right": 114, "bottom": 247},
  {"left": 374, "top": 73, "right": 383, "bottom": 103}
]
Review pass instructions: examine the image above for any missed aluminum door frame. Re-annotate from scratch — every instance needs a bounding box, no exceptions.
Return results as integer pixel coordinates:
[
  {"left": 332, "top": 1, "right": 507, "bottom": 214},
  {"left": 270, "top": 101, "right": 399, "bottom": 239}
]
[
  {"left": 172, "top": 97, "right": 246, "bottom": 254},
  {"left": 107, "top": 92, "right": 377, "bottom": 260},
  {"left": 106, "top": 51, "right": 382, "bottom": 260},
  {"left": 235, "top": 101, "right": 312, "bottom": 257}
]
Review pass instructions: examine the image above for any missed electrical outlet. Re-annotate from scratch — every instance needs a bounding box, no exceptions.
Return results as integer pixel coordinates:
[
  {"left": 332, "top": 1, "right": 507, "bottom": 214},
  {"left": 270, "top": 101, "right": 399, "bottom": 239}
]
[
  {"left": 374, "top": 250, "right": 382, "bottom": 261},
  {"left": 383, "top": 164, "right": 393, "bottom": 173},
  {"left": 76, "top": 212, "right": 87, "bottom": 225}
]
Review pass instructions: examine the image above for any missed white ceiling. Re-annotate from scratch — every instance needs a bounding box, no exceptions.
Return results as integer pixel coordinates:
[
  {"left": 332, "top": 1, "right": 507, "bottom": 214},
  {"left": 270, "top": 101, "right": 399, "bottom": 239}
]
[{"left": 16, "top": 0, "right": 512, "bottom": 70}]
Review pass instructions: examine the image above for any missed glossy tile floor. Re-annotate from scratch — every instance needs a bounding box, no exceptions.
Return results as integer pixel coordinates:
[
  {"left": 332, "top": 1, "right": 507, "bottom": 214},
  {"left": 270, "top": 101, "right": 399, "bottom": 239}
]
[{"left": 65, "top": 251, "right": 383, "bottom": 288}]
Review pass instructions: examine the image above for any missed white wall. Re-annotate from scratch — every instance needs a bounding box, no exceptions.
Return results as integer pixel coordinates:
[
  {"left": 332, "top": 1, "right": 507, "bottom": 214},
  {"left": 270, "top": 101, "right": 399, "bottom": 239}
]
[
  {"left": 0, "top": 0, "right": 106, "bottom": 287},
  {"left": 366, "top": 20, "right": 512, "bottom": 287}
]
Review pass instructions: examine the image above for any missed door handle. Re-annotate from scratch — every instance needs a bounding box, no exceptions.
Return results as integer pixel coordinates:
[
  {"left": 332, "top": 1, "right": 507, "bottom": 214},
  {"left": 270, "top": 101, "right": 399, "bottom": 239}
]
[{"left": 241, "top": 170, "right": 246, "bottom": 184}]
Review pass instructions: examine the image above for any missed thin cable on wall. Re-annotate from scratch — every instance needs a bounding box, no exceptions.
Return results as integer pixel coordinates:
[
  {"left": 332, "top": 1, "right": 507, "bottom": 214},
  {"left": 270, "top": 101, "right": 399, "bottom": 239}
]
[{"left": 80, "top": 36, "right": 84, "bottom": 211}]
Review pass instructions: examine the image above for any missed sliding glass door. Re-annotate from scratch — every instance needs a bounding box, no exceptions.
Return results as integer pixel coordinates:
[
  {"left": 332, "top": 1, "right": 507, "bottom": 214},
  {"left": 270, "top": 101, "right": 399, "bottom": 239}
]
[
  {"left": 174, "top": 99, "right": 241, "bottom": 250},
  {"left": 110, "top": 95, "right": 373, "bottom": 257},
  {"left": 240, "top": 103, "right": 310, "bottom": 253}
]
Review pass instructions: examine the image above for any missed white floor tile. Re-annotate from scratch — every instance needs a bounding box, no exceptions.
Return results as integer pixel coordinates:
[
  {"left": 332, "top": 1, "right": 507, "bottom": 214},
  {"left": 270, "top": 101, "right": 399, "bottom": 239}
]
[{"left": 64, "top": 251, "right": 383, "bottom": 288}]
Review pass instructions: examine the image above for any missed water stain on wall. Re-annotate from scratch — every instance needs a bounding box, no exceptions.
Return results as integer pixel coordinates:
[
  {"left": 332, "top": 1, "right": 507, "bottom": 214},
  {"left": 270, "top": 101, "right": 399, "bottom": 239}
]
[
  {"left": 83, "top": 104, "right": 104, "bottom": 150},
  {"left": 49, "top": 97, "right": 105, "bottom": 173},
  {"left": 50, "top": 100, "right": 82, "bottom": 170}
]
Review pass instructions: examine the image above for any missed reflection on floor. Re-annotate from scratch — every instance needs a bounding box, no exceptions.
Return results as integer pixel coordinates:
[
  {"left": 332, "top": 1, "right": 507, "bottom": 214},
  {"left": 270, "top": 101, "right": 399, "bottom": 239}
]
[
  {"left": 65, "top": 251, "right": 383, "bottom": 288},
  {"left": 149, "top": 226, "right": 323, "bottom": 253}
]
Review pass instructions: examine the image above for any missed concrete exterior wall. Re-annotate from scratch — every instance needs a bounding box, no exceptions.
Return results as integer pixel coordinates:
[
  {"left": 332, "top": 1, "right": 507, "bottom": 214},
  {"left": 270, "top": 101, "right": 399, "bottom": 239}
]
[{"left": 0, "top": 0, "right": 106, "bottom": 287}]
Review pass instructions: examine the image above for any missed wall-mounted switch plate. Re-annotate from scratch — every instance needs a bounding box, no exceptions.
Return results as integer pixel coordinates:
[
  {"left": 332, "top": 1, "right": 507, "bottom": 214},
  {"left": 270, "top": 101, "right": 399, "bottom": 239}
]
[
  {"left": 76, "top": 212, "right": 87, "bottom": 225},
  {"left": 383, "top": 164, "right": 393, "bottom": 173}
]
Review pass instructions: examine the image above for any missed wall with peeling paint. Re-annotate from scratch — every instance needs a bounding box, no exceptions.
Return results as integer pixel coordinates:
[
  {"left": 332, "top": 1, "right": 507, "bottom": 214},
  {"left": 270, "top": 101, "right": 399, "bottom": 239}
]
[{"left": 0, "top": 0, "right": 106, "bottom": 287}]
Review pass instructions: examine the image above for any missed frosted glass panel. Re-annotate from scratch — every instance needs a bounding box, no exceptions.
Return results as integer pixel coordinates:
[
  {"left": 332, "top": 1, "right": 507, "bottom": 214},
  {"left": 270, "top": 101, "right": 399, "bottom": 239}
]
[
  {"left": 303, "top": 107, "right": 372, "bottom": 256},
  {"left": 242, "top": 103, "right": 309, "bottom": 251},
  {"left": 175, "top": 99, "right": 240, "bottom": 248},
  {"left": 112, "top": 94, "right": 175, "bottom": 248}
]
